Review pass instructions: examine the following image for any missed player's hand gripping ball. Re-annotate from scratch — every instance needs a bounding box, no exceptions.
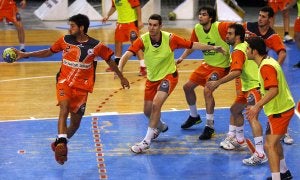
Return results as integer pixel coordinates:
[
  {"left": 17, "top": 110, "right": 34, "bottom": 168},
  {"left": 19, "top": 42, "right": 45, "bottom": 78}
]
[{"left": 2, "top": 48, "right": 17, "bottom": 63}]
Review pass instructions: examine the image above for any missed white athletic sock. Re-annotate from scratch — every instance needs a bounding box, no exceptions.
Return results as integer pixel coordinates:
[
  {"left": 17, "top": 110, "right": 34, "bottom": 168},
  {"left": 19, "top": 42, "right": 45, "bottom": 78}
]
[
  {"left": 143, "top": 127, "right": 155, "bottom": 143},
  {"left": 228, "top": 125, "right": 236, "bottom": 137},
  {"left": 57, "top": 134, "right": 67, "bottom": 139},
  {"left": 20, "top": 44, "right": 25, "bottom": 50},
  {"left": 236, "top": 125, "right": 245, "bottom": 142},
  {"left": 139, "top": 59, "right": 145, "bottom": 67},
  {"left": 280, "top": 159, "right": 288, "bottom": 173},
  {"left": 206, "top": 114, "right": 214, "bottom": 128},
  {"left": 189, "top": 105, "right": 198, "bottom": 117},
  {"left": 271, "top": 172, "right": 280, "bottom": 180},
  {"left": 254, "top": 136, "right": 264, "bottom": 155}
]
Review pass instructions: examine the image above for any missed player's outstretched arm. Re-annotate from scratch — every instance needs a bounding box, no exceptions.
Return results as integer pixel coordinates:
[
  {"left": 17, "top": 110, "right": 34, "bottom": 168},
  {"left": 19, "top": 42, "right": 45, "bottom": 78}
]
[
  {"left": 14, "top": 48, "right": 53, "bottom": 61},
  {"left": 118, "top": 51, "right": 134, "bottom": 72},
  {"left": 106, "top": 58, "right": 130, "bottom": 89},
  {"left": 176, "top": 49, "right": 194, "bottom": 65},
  {"left": 192, "top": 42, "right": 226, "bottom": 55}
]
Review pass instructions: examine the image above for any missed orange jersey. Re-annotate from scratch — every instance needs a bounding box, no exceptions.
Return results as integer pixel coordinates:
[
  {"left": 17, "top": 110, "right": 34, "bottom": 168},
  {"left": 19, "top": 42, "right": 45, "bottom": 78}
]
[
  {"left": 260, "top": 63, "right": 278, "bottom": 90},
  {"left": 230, "top": 50, "right": 246, "bottom": 72},
  {"left": 0, "top": 0, "right": 16, "bottom": 9},
  {"left": 190, "top": 22, "right": 233, "bottom": 42},
  {"left": 112, "top": 0, "right": 140, "bottom": 8},
  {"left": 128, "top": 33, "right": 193, "bottom": 54},
  {"left": 51, "top": 35, "right": 114, "bottom": 93},
  {"left": 0, "top": 0, "right": 18, "bottom": 22},
  {"left": 268, "top": 0, "right": 290, "bottom": 2},
  {"left": 244, "top": 22, "right": 286, "bottom": 54}
]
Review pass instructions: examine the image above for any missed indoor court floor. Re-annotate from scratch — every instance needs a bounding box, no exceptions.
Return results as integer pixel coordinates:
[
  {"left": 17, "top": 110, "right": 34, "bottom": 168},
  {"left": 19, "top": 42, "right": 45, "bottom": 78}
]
[
  {"left": 0, "top": 108, "right": 299, "bottom": 180},
  {"left": 1, "top": 2, "right": 300, "bottom": 180}
]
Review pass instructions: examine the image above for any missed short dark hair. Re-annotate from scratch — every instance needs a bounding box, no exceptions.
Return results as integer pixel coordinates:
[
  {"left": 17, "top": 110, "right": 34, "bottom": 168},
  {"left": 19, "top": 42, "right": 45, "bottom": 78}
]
[
  {"left": 149, "top": 14, "right": 162, "bottom": 25},
  {"left": 198, "top": 6, "right": 216, "bottom": 23},
  {"left": 260, "top": 6, "right": 274, "bottom": 18},
  {"left": 228, "top": 23, "right": 245, "bottom": 42},
  {"left": 246, "top": 37, "right": 267, "bottom": 55},
  {"left": 69, "top": 14, "right": 90, "bottom": 34}
]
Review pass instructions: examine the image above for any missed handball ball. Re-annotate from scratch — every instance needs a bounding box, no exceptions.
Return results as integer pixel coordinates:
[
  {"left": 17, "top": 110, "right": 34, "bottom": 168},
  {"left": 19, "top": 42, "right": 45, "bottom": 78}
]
[
  {"left": 2, "top": 47, "right": 17, "bottom": 63},
  {"left": 168, "top": 12, "right": 176, "bottom": 21}
]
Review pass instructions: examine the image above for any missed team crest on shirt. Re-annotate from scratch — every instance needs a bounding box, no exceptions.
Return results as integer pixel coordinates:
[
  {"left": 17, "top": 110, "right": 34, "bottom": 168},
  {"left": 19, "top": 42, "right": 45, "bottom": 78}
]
[{"left": 88, "top": 49, "right": 94, "bottom": 55}]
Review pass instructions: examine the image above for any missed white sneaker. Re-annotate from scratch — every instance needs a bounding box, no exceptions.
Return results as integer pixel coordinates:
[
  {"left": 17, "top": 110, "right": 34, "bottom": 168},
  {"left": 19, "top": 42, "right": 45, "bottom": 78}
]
[
  {"left": 284, "top": 35, "right": 293, "bottom": 43},
  {"left": 220, "top": 136, "right": 235, "bottom": 150},
  {"left": 130, "top": 140, "right": 150, "bottom": 154},
  {"left": 153, "top": 122, "right": 168, "bottom": 140},
  {"left": 220, "top": 136, "right": 247, "bottom": 150},
  {"left": 242, "top": 152, "right": 268, "bottom": 166},
  {"left": 282, "top": 133, "right": 294, "bottom": 145}
]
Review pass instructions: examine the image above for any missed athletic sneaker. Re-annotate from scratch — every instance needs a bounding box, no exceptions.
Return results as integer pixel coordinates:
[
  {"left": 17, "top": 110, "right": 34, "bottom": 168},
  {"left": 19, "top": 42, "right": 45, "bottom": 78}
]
[
  {"left": 51, "top": 137, "right": 68, "bottom": 165},
  {"left": 266, "top": 170, "right": 293, "bottom": 180},
  {"left": 199, "top": 126, "right": 215, "bottom": 140},
  {"left": 294, "top": 61, "right": 300, "bottom": 68},
  {"left": 139, "top": 66, "right": 147, "bottom": 76},
  {"left": 153, "top": 122, "right": 169, "bottom": 140},
  {"left": 284, "top": 35, "right": 293, "bottom": 43},
  {"left": 181, "top": 115, "right": 202, "bottom": 129},
  {"left": 220, "top": 136, "right": 247, "bottom": 150},
  {"left": 280, "top": 170, "right": 293, "bottom": 180},
  {"left": 242, "top": 152, "right": 268, "bottom": 166},
  {"left": 282, "top": 133, "right": 294, "bottom": 145},
  {"left": 130, "top": 140, "right": 150, "bottom": 154}
]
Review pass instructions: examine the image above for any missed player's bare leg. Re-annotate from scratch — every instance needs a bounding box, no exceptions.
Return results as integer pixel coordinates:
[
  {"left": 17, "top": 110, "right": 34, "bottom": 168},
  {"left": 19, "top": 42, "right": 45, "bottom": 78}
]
[{"left": 181, "top": 81, "right": 202, "bottom": 129}]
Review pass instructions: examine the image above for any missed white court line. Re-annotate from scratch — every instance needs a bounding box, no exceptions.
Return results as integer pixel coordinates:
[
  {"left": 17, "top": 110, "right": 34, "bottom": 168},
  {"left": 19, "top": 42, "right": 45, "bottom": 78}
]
[
  {"left": 0, "top": 70, "right": 193, "bottom": 83},
  {"left": 0, "top": 107, "right": 230, "bottom": 122}
]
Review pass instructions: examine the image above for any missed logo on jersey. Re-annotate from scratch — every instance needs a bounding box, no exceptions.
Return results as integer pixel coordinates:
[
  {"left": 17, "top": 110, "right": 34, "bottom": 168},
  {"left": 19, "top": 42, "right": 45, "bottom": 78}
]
[
  {"left": 203, "top": 42, "right": 218, "bottom": 56},
  {"left": 63, "top": 59, "right": 92, "bottom": 69},
  {"left": 88, "top": 49, "right": 94, "bottom": 55}
]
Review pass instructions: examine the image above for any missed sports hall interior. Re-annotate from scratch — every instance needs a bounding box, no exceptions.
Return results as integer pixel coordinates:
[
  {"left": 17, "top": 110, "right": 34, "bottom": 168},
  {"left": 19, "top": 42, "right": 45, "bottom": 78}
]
[{"left": 0, "top": 0, "right": 299, "bottom": 179}]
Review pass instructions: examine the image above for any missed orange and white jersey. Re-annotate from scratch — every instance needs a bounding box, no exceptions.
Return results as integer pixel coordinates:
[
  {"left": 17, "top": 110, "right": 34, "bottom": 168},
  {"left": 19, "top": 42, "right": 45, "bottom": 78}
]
[{"left": 51, "top": 35, "right": 114, "bottom": 92}]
